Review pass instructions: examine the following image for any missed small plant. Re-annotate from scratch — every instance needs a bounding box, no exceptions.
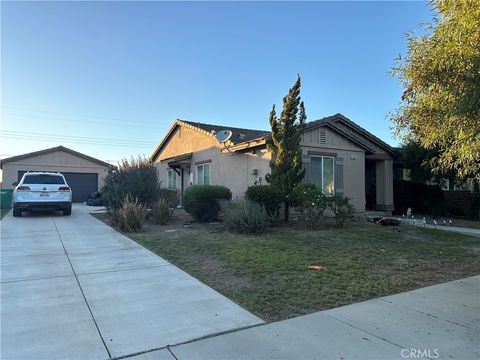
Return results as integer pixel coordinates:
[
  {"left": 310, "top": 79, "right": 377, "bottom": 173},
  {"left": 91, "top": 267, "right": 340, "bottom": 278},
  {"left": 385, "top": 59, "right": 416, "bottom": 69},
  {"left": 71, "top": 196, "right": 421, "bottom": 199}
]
[
  {"left": 112, "top": 195, "right": 148, "bottom": 232},
  {"left": 222, "top": 200, "right": 269, "bottom": 234},
  {"left": 245, "top": 185, "right": 283, "bottom": 219},
  {"left": 184, "top": 185, "right": 232, "bottom": 222},
  {"left": 153, "top": 189, "right": 180, "bottom": 225},
  {"left": 326, "top": 195, "right": 354, "bottom": 228},
  {"left": 291, "top": 183, "right": 327, "bottom": 228}
]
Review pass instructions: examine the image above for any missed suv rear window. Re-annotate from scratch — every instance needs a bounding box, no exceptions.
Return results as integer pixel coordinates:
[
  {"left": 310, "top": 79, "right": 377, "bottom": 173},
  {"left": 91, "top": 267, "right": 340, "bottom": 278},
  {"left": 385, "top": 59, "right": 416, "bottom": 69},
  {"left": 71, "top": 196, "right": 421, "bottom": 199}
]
[{"left": 23, "top": 175, "right": 65, "bottom": 184}]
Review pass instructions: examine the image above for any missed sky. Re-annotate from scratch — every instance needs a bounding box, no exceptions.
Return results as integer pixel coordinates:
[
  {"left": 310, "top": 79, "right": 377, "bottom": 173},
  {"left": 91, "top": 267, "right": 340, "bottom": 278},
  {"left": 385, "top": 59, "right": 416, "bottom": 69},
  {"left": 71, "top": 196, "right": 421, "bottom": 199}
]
[{"left": 1, "top": 1, "right": 433, "bottom": 165}]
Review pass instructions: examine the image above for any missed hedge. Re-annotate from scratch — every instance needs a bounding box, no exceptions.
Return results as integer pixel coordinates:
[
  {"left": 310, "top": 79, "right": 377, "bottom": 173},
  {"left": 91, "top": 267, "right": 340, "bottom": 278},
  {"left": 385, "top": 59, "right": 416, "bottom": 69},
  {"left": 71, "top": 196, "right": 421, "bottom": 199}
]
[
  {"left": 245, "top": 185, "right": 283, "bottom": 219},
  {"left": 184, "top": 185, "right": 232, "bottom": 222}
]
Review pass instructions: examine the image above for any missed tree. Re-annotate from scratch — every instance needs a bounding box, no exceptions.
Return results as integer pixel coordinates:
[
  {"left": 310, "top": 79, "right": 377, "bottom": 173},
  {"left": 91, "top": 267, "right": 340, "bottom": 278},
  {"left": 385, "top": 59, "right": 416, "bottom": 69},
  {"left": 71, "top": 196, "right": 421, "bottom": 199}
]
[
  {"left": 266, "top": 76, "right": 306, "bottom": 221},
  {"left": 399, "top": 140, "right": 456, "bottom": 187},
  {"left": 390, "top": 0, "right": 480, "bottom": 180}
]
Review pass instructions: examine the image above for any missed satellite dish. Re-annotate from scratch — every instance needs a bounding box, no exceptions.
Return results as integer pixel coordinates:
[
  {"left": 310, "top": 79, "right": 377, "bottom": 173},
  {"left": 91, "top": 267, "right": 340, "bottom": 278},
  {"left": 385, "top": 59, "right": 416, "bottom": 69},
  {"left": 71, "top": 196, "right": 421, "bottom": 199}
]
[{"left": 215, "top": 129, "right": 233, "bottom": 143}]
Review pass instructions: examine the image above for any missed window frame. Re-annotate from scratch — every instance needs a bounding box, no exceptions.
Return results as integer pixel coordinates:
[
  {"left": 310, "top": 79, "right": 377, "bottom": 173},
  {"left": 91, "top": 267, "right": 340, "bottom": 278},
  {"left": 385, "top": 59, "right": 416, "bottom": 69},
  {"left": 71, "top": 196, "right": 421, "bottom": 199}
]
[
  {"left": 310, "top": 155, "right": 335, "bottom": 195},
  {"left": 196, "top": 163, "right": 211, "bottom": 185}
]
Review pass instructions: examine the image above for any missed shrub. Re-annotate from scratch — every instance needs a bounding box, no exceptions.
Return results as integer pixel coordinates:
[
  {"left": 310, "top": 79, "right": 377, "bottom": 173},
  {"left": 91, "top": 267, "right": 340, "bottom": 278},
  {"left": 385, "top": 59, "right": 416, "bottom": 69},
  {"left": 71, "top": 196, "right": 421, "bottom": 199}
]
[
  {"left": 112, "top": 195, "right": 148, "bottom": 232},
  {"left": 326, "top": 195, "right": 354, "bottom": 228},
  {"left": 245, "top": 185, "right": 283, "bottom": 219},
  {"left": 291, "top": 183, "right": 327, "bottom": 228},
  {"left": 184, "top": 185, "right": 232, "bottom": 222},
  {"left": 102, "top": 157, "right": 159, "bottom": 211},
  {"left": 393, "top": 180, "right": 445, "bottom": 216},
  {"left": 153, "top": 189, "right": 180, "bottom": 225},
  {"left": 222, "top": 200, "right": 269, "bottom": 234}
]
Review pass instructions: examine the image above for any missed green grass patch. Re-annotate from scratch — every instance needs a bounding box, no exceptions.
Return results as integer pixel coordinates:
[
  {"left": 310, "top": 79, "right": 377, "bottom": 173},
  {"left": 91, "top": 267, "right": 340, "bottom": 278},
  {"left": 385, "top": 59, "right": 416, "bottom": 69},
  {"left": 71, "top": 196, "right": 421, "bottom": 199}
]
[{"left": 129, "top": 222, "right": 480, "bottom": 322}]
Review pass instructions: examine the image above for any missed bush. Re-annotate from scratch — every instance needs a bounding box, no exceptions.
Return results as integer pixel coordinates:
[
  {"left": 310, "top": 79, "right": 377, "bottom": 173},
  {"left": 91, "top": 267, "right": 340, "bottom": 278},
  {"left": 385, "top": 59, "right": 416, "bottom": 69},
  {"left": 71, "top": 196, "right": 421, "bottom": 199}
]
[
  {"left": 184, "top": 185, "right": 232, "bottom": 222},
  {"left": 102, "top": 157, "right": 159, "bottom": 211},
  {"left": 222, "top": 200, "right": 269, "bottom": 234},
  {"left": 153, "top": 189, "right": 180, "bottom": 225},
  {"left": 394, "top": 180, "right": 445, "bottom": 216},
  {"left": 112, "top": 195, "right": 148, "bottom": 232},
  {"left": 291, "top": 183, "right": 328, "bottom": 228},
  {"left": 326, "top": 195, "right": 354, "bottom": 228},
  {"left": 245, "top": 185, "right": 283, "bottom": 219}
]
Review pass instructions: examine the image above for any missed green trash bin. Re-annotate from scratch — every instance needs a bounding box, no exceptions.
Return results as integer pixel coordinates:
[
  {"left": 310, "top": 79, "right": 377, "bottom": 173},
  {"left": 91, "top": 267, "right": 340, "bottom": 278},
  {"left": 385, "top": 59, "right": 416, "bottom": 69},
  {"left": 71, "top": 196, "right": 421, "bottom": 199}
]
[{"left": 0, "top": 189, "right": 13, "bottom": 209}]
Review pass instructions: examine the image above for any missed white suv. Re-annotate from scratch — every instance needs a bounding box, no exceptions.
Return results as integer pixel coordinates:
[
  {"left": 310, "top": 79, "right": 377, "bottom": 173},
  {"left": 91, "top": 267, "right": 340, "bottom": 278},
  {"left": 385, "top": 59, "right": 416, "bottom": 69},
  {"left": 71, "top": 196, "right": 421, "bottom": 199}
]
[{"left": 12, "top": 172, "right": 72, "bottom": 217}]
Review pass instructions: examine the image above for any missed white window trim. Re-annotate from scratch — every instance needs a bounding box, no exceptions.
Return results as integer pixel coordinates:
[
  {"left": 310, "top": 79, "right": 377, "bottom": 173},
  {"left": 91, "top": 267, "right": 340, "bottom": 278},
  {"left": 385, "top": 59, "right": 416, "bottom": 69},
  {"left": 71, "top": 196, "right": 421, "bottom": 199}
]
[
  {"left": 311, "top": 155, "right": 335, "bottom": 195},
  {"left": 196, "top": 163, "right": 211, "bottom": 185}
]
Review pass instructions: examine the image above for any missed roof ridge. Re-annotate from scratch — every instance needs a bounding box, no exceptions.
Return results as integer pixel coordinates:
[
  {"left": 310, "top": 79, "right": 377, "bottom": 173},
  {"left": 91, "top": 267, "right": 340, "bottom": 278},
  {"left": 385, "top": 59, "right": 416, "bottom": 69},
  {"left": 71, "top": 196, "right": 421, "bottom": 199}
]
[
  {"left": 0, "top": 145, "right": 115, "bottom": 169},
  {"left": 180, "top": 119, "right": 269, "bottom": 134}
]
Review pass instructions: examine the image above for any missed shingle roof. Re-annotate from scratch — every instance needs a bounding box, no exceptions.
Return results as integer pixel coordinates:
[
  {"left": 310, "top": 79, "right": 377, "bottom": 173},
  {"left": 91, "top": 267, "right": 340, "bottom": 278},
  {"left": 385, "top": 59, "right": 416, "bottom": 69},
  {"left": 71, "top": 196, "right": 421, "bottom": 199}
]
[
  {"left": 181, "top": 120, "right": 270, "bottom": 145},
  {"left": 150, "top": 114, "right": 397, "bottom": 161}
]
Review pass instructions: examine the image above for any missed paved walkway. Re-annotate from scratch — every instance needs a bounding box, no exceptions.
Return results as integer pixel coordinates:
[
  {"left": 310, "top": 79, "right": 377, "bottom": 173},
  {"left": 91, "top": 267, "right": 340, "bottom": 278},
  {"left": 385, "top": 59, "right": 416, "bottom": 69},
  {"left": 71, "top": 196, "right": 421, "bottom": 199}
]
[
  {"left": 408, "top": 221, "right": 480, "bottom": 237},
  {"left": 1, "top": 205, "right": 262, "bottom": 360},
  {"left": 133, "top": 276, "right": 480, "bottom": 360}
]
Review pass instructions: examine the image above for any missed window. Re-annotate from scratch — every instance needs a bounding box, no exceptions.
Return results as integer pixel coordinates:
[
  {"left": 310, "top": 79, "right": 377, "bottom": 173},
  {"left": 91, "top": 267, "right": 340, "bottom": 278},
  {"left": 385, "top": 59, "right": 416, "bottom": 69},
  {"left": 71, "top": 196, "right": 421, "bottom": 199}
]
[
  {"left": 310, "top": 156, "right": 334, "bottom": 195},
  {"left": 196, "top": 163, "right": 211, "bottom": 185},
  {"left": 23, "top": 174, "right": 65, "bottom": 184},
  {"left": 167, "top": 169, "right": 176, "bottom": 189}
]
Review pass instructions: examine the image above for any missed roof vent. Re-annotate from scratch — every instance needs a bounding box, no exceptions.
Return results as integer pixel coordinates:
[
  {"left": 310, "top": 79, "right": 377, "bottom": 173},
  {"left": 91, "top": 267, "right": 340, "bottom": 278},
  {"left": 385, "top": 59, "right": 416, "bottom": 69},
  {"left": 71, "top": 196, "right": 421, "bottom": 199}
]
[
  {"left": 319, "top": 131, "right": 327, "bottom": 144},
  {"left": 238, "top": 133, "right": 246, "bottom": 140}
]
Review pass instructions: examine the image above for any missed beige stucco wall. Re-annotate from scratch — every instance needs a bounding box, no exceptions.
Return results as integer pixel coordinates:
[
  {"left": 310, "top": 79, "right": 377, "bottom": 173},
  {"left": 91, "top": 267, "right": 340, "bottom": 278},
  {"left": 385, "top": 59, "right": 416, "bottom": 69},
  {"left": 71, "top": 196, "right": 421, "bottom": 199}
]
[
  {"left": 153, "top": 126, "right": 271, "bottom": 198},
  {"left": 301, "top": 127, "right": 366, "bottom": 212},
  {"left": 1, "top": 150, "right": 110, "bottom": 190}
]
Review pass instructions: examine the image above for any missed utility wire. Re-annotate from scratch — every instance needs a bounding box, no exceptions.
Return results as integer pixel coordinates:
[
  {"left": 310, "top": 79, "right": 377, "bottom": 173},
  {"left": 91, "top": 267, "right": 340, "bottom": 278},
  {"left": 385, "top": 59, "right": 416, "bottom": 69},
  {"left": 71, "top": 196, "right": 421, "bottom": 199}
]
[
  {"left": 1, "top": 112, "right": 163, "bottom": 129},
  {"left": 0, "top": 130, "right": 157, "bottom": 146},
  {"left": 1, "top": 105, "right": 160, "bottom": 126},
  {"left": 0, "top": 135, "right": 155, "bottom": 148}
]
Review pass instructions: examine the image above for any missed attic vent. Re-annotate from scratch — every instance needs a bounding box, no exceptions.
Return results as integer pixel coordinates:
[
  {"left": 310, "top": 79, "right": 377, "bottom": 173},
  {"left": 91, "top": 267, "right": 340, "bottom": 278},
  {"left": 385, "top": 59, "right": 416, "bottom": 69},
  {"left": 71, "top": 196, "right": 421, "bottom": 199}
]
[
  {"left": 319, "top": 131, "right": 327, "bottom": 144},
  {"left": 238, "top": 133, "right": 246, "bottom": 140}
]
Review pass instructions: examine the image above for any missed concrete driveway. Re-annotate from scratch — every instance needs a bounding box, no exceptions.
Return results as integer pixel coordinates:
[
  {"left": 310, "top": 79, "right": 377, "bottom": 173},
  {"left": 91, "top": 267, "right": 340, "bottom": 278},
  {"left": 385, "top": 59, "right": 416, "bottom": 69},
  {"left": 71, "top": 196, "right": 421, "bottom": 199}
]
[{"left": 1, "top": 205, "right": 263, "bottom": 360}]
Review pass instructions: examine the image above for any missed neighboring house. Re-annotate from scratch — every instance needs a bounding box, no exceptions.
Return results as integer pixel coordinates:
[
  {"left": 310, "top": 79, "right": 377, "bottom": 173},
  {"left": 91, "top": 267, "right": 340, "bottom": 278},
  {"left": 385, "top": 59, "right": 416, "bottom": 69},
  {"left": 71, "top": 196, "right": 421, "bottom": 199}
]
[
  {"left": 0, "top": 146, "right": 115, "bottom": 203},
  {"left": 150, "top": 113, "right": 399, "bottom": 213}
]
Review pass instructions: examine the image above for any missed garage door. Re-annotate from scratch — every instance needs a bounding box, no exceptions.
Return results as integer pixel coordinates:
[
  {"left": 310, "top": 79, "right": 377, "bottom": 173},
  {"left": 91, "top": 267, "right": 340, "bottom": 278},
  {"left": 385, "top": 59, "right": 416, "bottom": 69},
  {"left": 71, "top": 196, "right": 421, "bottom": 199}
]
[{"left": 18, "top": 171, "right": 98, "bottom": 203}]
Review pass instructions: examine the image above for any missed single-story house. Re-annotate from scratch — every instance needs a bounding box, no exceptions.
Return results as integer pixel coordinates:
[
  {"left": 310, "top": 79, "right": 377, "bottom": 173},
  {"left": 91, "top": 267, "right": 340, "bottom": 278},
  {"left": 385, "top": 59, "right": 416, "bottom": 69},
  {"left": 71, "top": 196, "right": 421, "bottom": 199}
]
[
  {"left": 150, "top": 113, "right": 399, "bottom": 213},
  {"left": 0, "top": 145, "right": 115, "bottom": 202}
]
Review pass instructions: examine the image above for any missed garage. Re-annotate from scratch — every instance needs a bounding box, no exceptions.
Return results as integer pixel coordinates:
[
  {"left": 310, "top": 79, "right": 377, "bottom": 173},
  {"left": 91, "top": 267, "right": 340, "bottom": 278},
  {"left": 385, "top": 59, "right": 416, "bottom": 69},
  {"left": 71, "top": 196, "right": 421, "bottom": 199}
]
[
  {"left": 1, "top": 146, "right": 115, "bottom": 203},
  {"left": 17, "top": 171, "right": 99, "bottom": 203}
]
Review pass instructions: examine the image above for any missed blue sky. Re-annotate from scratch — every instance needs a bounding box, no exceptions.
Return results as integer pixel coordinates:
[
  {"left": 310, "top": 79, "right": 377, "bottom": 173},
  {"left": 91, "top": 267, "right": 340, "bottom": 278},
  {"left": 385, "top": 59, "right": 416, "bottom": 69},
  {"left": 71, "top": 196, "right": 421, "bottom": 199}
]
[{"left": 1, "top": 1, "right": 433, "bottom": 164}]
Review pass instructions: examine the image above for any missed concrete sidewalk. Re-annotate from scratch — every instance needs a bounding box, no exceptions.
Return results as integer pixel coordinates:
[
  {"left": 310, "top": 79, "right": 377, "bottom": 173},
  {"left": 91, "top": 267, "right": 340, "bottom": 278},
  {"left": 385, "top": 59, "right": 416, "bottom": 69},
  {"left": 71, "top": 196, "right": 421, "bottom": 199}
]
[
  {"left": 410, "top": 222, "right": 480, "bottom": 237},
  {"left": 1, "top": 205, "right": 262, "bottom": 360},
  {"left": 137, "top": 276, "right": 480, "bottom": 360}
]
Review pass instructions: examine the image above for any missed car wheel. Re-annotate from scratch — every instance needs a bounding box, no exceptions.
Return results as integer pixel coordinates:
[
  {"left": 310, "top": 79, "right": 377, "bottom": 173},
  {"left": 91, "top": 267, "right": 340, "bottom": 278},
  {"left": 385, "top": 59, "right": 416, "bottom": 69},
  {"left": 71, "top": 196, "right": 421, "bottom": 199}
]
[
  {"left": 63, "top": 206, "right": 72, "bottom": 216},
  {"left": 13, "top": 207, "right": 22, "bottom": 217}
]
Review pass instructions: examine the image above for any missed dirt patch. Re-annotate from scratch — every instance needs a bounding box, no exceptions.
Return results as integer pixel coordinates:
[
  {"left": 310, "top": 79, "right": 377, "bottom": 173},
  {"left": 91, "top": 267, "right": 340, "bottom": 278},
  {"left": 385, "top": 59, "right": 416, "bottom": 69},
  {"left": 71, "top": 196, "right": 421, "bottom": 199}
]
[{"left": 91, "top": 209, "right": 226, "bottom": 238}]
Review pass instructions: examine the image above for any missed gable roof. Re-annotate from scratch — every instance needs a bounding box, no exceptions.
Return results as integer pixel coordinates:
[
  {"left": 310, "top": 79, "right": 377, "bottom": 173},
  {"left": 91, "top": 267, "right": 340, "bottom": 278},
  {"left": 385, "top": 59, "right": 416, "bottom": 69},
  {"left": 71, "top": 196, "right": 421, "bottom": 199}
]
[
  {"left": 0, "top": 145, "right": 115, "bottom": 169},
  {"left": 306, "top": 113, "right": 398, "bottom": 156},
  {"left": 149, "top": 119, "right": 270, "bottom": 161},
  {"left": 150, "top": 114, "right": 397, "bottom": 160}
]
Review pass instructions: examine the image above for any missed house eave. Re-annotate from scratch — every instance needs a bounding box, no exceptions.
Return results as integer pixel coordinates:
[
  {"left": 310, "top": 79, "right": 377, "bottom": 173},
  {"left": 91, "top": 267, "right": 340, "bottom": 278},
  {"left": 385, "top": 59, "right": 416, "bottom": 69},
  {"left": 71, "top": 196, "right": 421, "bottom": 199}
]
[{"left": 220, "top": 137, "right": 267, "bottom": 153}]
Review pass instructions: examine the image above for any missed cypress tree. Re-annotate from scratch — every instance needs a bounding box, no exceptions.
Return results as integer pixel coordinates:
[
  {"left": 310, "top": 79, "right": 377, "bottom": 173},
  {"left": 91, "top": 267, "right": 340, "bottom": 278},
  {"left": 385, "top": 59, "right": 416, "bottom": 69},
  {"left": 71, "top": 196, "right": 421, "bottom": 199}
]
[{"left": 266, "top": 76, "right": 306, "bottom": 221}]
